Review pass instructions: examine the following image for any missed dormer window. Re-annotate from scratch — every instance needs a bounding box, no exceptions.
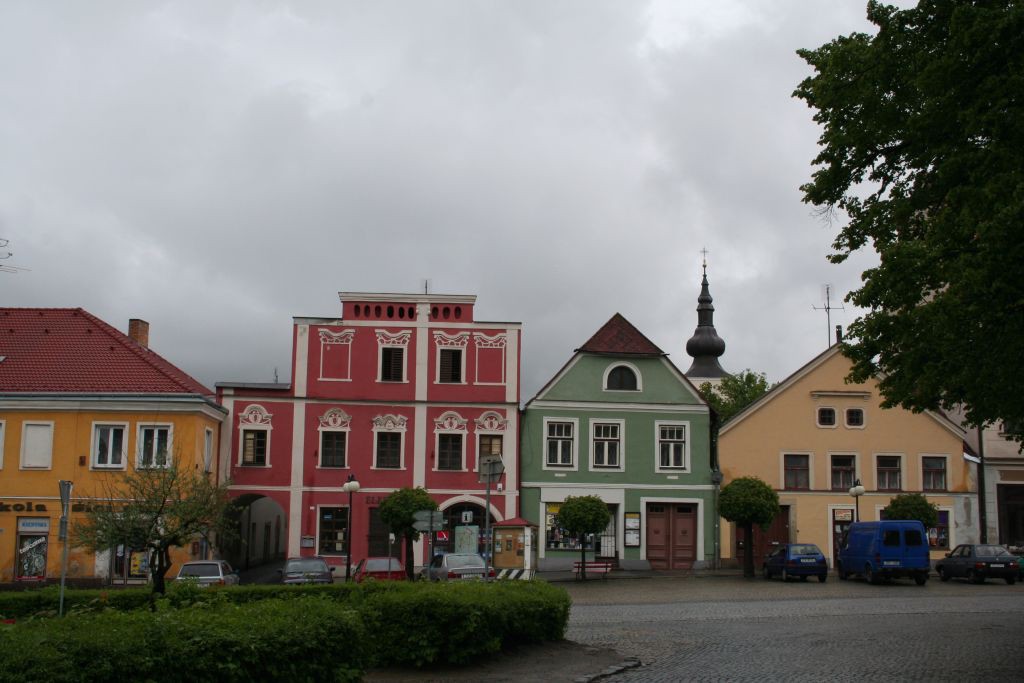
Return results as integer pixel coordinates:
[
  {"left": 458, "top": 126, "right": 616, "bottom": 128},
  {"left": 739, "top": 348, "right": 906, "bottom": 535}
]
[{"left": 605, "top": 364, "right": 639, "bottom": 391}]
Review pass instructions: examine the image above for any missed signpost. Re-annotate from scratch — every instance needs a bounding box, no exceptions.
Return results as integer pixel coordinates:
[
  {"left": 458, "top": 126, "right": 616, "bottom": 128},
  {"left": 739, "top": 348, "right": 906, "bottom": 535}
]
[
  {"left": 57, "top": 480, "right": 73, "bottom": 617},
  {"left": 478, "top": 455, "right": 505, "bottom": 582},
  {"left": 413, "top": 510, "right": 445, "bottom": 564}
]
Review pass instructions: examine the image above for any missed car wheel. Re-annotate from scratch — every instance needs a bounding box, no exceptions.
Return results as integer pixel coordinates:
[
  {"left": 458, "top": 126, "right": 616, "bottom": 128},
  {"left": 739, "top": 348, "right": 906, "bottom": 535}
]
[
  {"left": 938, "top": 566, "right": 950, "bottom": 582},
  {"left": 762, "top": 565, "right": 771, "bottom": 580},
  {"left": 866, "top": 565, "right": 880, "bottom": 585},
  {"left": 967, "top": 569, "right": 983, "bottom": 584},
  {"left": 818, "top": 574, "right": 827, "bottom": 583},
  {"left": 914, "top": 573, "right": 927, "bottom": 586},
  {"left": 1005, "top": 576, "right": 1016, "bottom": 586}
]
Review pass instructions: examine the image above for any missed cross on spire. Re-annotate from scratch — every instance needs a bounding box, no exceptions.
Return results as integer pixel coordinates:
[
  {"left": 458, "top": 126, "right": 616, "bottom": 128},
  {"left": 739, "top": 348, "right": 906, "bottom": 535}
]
[{"left": 700, "top": 247, "right": 709, "bottom": 275}]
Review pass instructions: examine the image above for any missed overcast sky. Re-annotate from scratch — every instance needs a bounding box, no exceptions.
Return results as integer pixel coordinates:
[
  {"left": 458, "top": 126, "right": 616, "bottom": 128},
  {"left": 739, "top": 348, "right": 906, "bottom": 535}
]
[{"left": 1, "top": 1, "right": 903, "bottom": 399}]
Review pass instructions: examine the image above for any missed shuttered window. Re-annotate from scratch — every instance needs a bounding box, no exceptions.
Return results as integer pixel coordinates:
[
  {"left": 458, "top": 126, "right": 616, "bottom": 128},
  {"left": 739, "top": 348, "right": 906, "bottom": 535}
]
[
  {"left": 439, "top": 349, "right": 462, "bottom": 383},
  {"left": 381, "top": 347, "right": 404, "bottom": 382},
  {"left": 22, "top": 423, "right": 54, "bottom": 469}
]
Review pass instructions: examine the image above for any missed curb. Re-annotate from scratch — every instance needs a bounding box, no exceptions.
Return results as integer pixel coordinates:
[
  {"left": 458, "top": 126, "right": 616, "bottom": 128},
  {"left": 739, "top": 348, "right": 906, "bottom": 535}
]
[{"left": 575, "top": 657, "right": 642, "bottom": 682}]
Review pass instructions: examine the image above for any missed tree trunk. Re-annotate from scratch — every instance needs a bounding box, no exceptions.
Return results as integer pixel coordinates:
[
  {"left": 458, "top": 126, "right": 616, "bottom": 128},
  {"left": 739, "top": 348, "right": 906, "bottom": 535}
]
[
  {"left": 579, "top": 537, "right": 587, "bottom": 581},
  {"left": 743, "top": 522, "right": 756, "bottom": 579},
  {"left": 405, "top": 534, "right": 416, "bottom": 580},
  {"left": 151, "top": 545, "right": 171, "bottom": 595}
]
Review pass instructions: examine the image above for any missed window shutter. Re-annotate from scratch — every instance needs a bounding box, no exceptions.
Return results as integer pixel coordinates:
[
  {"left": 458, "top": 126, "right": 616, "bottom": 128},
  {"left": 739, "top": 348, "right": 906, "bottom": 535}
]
[{"left": 23, "top": 424, "right": 53, "bottom": 468}]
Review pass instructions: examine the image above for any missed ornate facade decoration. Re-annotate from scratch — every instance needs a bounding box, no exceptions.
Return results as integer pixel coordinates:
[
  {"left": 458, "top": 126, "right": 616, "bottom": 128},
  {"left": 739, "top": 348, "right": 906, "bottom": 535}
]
[
  {"left": 434, "top": 411, "right": 468, "bottom": 432},
  {"left": 473, "top": 332, "right": 507, "bottom": 348},
  {"left": 375, "top": 330, "right": 412, "bottom": 346},
  {"left": 474, "top": 411, "right": 508, "bottom": 432},
  {"left": 238, "top": 404, "right": 272, "bottom": 426},
  {"left": 373, "top": 414, "right": 408, "bottom": 431},
  {"left": 319, "top": 329, "right": 355, "bottom": 345},
  {"left": 433, "top": 331, "right": 470, "bottom": 348},
  {"left": 318, "top": 408, "right": 352, "bottom": 429}
]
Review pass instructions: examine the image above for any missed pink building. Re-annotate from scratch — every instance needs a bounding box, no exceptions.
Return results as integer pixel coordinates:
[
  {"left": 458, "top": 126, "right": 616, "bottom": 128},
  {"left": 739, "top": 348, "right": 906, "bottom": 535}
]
[{"left": 216, "top": 293, "right": 521, "bottom": 572}]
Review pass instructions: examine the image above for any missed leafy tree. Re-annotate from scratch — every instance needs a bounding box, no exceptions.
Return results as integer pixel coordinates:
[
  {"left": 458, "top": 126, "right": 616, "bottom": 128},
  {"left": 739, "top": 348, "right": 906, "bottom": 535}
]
[
  {"left": 882, "top": 492, "right": 939, "bottom": 528},
  {"left": 379, "top": 487, "right": 439, "bottom": 579},
  {"left": 74, "top": 460, "right": 234, "bottom": 595},
  {"left": 719, "top": 477, "right": 780, "bottom": 578},
  {"left": 794, "top": 0, "right": 1024, "bottom": 436},
  {"left": 699, "top": 370, "right": 771, "bottom": 423},
  {"left": 556, "top": 495, "right": 611, "bottom": 580}
]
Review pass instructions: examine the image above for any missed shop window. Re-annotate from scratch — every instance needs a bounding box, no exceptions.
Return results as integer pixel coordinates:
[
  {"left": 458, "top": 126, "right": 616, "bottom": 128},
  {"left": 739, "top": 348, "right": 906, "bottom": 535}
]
[
  {"left": 545, "top": 503, "right": 594, "bottom": 551},
  {"left": 318, "top": 507, "right": 348, "bottom": 556},
  {"left": 928, "top": 511, "right": 950, "bottom": 549}
]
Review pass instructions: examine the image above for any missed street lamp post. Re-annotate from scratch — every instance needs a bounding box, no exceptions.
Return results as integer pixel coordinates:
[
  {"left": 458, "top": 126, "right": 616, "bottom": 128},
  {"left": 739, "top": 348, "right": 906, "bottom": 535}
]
[
  {"left": 343, "top": 474, "right": 360, "bottom": 582},
  {"left": 849, "top": 479, "right": 866, "bottom": 522}
]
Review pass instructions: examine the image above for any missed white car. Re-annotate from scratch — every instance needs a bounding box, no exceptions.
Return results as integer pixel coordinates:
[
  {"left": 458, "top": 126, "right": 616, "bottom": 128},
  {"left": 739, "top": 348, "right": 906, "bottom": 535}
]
[
  {"left": 175, "top": 560, "right": 240, "bottom": 587},
  {"left": 421, "top": 553, "right": 495, "bottom": 581}
]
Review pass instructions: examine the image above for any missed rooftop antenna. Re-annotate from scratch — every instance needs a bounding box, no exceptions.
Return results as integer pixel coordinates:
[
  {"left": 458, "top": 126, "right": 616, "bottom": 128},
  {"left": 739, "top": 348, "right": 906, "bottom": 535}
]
[
  {"left": 423, "top": 278, "right": 431, "bottom": 295},
  {"left": 812, "top": 284, "right": 844, "bottom": 347},
  {"left": 273, "top": 367, "right": 279, "bottom": 384},
  {"left": 0, "top": 238, "right": 29, "bottom": 274}
]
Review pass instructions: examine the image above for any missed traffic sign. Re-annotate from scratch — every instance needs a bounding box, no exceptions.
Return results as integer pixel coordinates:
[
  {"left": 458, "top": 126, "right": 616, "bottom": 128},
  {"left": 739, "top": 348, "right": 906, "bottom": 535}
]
[
  {"left": 413, "top": 510, "right": 444, "bottom": 532},
  {"left": 478, "top": 454, "right": 505, "bottom": 483}
]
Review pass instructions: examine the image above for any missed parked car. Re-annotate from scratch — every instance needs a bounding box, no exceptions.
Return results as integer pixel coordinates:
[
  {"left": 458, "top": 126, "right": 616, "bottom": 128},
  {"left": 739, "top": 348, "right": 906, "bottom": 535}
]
[
  {"left": 421, "top": 553, "right": 495, "bottom": 581},
  {"left": 836, "top": 520, "right": 930, "bottom": 585},
  {"left": 935, "top": 544, "right": 1019, "bottom": 585},
  {"left": 175, "top": 560, "right": 239, "bottom": 587},
  {"left": 352, "top": 557, "right": 405, "bottom": 583},
  {"left": 763, "top": 543, "right": 828, "bottom": 582},
  {"left": 278, "top": 556, "right": 335, "bottom": 585}
]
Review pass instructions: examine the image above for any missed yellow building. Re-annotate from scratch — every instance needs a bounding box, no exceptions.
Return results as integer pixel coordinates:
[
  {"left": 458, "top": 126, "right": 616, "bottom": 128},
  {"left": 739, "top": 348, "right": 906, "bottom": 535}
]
[
  {"left": 718, "top": 346, "right": 975, "bottom": 569},
  {"left": 0, "top": 309, "right": 225, "bottom": 585}
]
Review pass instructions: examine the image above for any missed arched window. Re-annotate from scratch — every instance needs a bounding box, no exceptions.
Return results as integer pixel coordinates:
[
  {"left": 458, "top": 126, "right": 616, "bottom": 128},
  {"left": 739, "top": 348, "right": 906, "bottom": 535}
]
[{"left": 606, "top": 365, "right": 638, "bottom": 391}]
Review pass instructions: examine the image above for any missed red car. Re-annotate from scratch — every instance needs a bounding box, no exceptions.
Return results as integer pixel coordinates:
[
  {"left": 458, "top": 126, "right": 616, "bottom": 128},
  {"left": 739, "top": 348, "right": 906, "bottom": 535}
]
[{"left": 353, "top": 557, "right": 405, "bottom": 582}]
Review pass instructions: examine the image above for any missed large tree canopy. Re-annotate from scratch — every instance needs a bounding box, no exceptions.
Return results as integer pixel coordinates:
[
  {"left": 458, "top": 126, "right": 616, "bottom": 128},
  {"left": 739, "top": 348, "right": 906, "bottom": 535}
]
[
  {"left": 699, "top": 370, "right": 771, "bottom": 423},
  {"left": 794, "top": 0, "right": 1024, "bottom": 434}
]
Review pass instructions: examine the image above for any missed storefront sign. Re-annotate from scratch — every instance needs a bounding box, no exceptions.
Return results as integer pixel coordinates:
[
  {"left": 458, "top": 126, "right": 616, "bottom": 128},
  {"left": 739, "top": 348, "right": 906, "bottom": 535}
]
[
  {"left": 833, "top": 509, "right": 853, "bottom": 522},
  {"left": 0, "top": 501, "right": 49, "bottom": 513},
  {"left": 18, "top": 518, "right": 50, "bottom": 533}
]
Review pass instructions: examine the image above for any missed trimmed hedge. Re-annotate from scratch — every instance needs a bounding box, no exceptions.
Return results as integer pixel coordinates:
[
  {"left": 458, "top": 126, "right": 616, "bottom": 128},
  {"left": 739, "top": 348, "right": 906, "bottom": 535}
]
[
  {"left": 0, "top": 580, "right": 570, "bottom": 671},
  {"left": 0, "top": 597, "right": 367, "bottom": 682}
]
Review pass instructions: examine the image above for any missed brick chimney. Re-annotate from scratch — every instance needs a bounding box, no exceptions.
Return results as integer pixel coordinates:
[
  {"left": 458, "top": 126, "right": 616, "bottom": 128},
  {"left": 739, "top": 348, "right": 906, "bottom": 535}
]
[{"left": 128, "top": 319, "right": 150, "bottom": 347}]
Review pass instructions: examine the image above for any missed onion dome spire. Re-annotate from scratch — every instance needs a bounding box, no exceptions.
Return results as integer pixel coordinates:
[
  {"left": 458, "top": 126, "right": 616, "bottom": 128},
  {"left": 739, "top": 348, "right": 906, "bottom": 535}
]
[{"left": 685, "top": 255, "right": 728, "bottom": 379}]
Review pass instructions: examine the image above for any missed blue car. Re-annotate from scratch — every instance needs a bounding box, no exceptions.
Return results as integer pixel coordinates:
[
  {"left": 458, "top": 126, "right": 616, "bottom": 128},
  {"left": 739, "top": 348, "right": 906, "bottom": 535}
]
[{"left": 762, "top": 543, "right": 828, "bottom": 582}]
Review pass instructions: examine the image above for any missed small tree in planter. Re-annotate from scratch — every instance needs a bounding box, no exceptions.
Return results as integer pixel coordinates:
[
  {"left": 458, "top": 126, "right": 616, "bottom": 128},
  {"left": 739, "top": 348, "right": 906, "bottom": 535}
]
[
  {"left": 719, "top": 476, "right": 780, "bottom": 579},
  {"left": 556, "top": 495, "right": 611, "bottom": 580},
  {"left": 882, "top": 492, "right": 939, "bottom": 528},
  {"left": 379, "top": 487, "right": 439, "bottom": 580}
]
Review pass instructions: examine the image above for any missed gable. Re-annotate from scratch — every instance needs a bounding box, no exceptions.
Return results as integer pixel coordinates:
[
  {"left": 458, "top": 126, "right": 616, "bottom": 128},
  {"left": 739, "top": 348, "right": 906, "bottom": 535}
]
[{"left": 532, "top": 354, "right": 704, "bottom": 406}]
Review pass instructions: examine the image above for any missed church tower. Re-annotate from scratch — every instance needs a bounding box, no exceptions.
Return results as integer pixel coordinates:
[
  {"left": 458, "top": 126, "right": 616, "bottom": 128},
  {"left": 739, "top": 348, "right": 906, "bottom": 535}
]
[{"left": 685, "top": 256, "right": 729, "bottom": 387}]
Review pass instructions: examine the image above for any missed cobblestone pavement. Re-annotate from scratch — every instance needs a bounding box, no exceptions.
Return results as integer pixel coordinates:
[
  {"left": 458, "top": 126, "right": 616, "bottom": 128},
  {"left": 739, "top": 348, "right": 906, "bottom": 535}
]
[{"left": 565, "top": 576, "right": 1024, "bottom": 682}]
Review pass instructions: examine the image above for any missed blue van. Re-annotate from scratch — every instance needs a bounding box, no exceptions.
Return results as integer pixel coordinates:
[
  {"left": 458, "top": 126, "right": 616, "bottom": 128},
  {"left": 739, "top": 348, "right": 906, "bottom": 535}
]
[{"left": 836, "top": 520, "right": 930, "bottom": 585}]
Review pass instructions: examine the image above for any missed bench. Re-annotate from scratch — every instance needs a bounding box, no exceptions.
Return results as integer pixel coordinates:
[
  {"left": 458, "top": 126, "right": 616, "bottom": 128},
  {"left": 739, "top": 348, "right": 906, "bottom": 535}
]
[{"left": 573, "top": 560, "right": 613, "bottom": 580}]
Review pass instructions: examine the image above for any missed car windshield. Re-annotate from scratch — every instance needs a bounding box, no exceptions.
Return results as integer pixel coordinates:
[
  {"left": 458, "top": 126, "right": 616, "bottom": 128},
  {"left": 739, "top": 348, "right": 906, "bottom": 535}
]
[
  {"left": 790, "top": 545, "right": 820, "bottom": 556},
  {"left": 977, "top": 545, "right": 1011, "bottom": 556},
  {"left": 285, "top": 559, "right": 328, "bottom": 573},
  {"left": 365, "top": 558, "right": 402, "bottom": 572},
  {"left": 180, "top": 563, "right": 219, "bottom": 578},
  {"left": 446, "top": 555, "right": 483, "bottom": 568}
]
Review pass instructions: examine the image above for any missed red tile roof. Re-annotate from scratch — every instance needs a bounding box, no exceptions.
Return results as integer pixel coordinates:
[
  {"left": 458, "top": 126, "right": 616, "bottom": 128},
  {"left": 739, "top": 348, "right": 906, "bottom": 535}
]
[
  {"left": 0, "top": 308, "right": 214, "bottom": 396},
  {"left": 576, "top": 313, "right": 665, "bottom": 356}
]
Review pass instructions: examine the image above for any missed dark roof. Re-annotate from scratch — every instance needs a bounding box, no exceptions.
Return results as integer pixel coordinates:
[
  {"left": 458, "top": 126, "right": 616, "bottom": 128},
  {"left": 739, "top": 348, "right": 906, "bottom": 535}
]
[
  {"left": 685, "top": 267, "right": 728, "bottom": 378},
  {"left": 0, "top": 308, "right": 214, "bottom": 396},
  {"left": 576, "top": 313, "right": 665, "bottom": 356}
]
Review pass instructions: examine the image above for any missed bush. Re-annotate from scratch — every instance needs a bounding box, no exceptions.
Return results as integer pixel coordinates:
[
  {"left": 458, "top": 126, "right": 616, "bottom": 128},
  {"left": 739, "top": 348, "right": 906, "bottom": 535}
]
[
  {"left": 0, "top": 597, "right": 367, "bottom": 682},
  {"left": 0, "top": 585, "right": 152, "bottom": 620}
]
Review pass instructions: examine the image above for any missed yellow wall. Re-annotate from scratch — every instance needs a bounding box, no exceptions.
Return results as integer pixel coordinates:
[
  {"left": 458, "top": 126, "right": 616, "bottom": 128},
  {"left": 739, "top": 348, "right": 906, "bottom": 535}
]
[
  {"left": 719, "top": 349, "right": 973, "bottom": 565},
  {"left": 0, "top": 404, "right": 223, "bottom": 583}
]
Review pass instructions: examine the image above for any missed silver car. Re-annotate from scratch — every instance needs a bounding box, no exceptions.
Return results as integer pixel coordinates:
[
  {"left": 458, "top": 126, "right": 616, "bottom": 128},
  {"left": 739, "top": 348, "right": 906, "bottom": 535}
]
[
  {"left": 175, "top": 560, "right": 239, "bottom": 587},
  {"left": 421, "top": 553, "right": 494, "bottom": 581}
]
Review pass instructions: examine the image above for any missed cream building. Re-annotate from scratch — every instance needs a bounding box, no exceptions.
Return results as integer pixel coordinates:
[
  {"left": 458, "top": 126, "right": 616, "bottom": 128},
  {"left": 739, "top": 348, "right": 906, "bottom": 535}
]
[{"left": 718, "top": 346, "right": 976, "bottom": 569}]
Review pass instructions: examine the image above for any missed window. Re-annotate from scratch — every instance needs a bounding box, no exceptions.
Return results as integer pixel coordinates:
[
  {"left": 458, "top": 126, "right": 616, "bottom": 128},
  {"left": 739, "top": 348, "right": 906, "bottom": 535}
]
[
  {"left": 592, "top": 422, "right": 621, "bottom": 469},
  {"left": 380, "top": 347, "right": 404, "bottom": 382},
  {"left": 545, "top": 502, "right": 594, "bottom": 551},
  {"left": 784, "top": 454, "right": 810, "bottom": 490},
  {"left": 928, "top": 511, "right": 950, "bottom": 549},
  {"left": 318, "top": 507, "right": 348, "bottom": 556},
  {"left": 658, "top": 424, "right": 687, "bottom": 470},
  {"left": 546, "top": 420, "right": 575, "bottom": 468},
  {"left": 817, "top": 408, "right": 836, "bottom": 427},
  {"left": 845, "top": 408, "right": 864, "bottom": 427},
  {"left": 241, "top": 429, "right": 267, "bottom": 466},
  {"left": 21, "top": 422, "right": 54, "bottom": 469},
  {"left": 438, "top": 348, "right": 462, "bottom": 383},
  {"left": 375, "top": 432, "right": 401, "bottom": 469},
  {"left": 831, "top": 455, "right": 855, "bottom": 490},
  {"left": 876, "top": 455, "right": 902, "bottom": 491},
  {"left": 606, "top": 365, "right": 638, "bottom": 391},
  {"left": 922, "top": 457, "right": 947, "bottom": 491},
  {"left": 93, "top": 424, "right": 126, "bottom": 468},
  {"left": 203, "top": 429, "right": 214, "bottom": 473},
  {"left": 478, "top": 434, "right": 503, "bottom": 469},
  {"left": 138, "top": 425, "right": 171, "bottom": 468},
  {"left": 320, "top": 431, "right": 347, "bottom": 468},
  {"left": 437, "top": 433, "right": 463, "bottom": 470}
]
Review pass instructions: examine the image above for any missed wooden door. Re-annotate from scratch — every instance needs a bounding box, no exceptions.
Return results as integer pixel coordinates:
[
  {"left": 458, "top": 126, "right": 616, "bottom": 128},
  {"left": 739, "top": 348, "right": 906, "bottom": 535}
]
[{"left": 646, "top": 503, "right": 697, "bottom": 569}]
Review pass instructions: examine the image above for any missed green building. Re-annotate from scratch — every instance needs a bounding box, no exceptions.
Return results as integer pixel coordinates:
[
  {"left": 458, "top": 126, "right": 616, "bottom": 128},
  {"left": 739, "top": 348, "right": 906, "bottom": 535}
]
[{"left": 520, "top": 313, "right": 716, "bottom": 570}]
